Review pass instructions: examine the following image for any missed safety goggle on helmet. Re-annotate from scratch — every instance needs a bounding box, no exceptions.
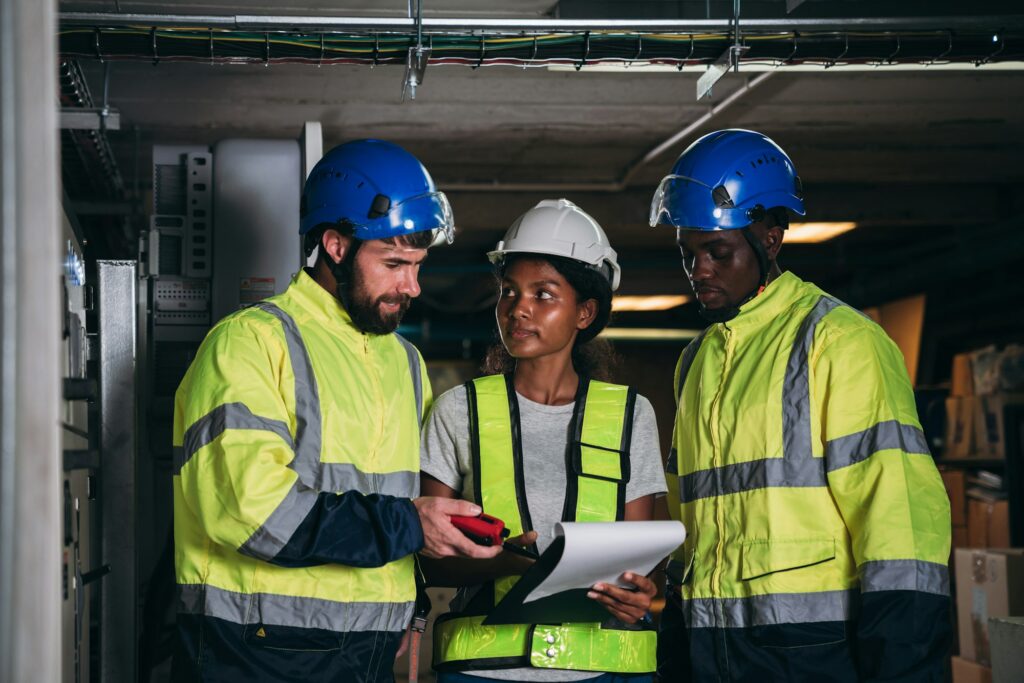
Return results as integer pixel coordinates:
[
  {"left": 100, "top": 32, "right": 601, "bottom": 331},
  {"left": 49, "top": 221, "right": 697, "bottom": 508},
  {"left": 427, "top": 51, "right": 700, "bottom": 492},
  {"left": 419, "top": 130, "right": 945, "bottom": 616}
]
[{"left": 649, "top": 129, "right": 805, "bottom": 231}]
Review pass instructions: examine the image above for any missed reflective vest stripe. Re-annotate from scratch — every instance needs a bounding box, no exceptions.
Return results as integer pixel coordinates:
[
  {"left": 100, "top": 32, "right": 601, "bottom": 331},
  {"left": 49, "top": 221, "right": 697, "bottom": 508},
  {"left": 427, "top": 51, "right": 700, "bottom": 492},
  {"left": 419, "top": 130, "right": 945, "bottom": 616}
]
[
  {"left": 860, "top": 559, "right": 949, "bottom": 595},
  {"left": 781, "top": 296, "right": 840, "bottom": 464},
  {"left": 824, "top": 420, "right": 930, "bottom": 472},
  {"left": 252, "top": 302, "right": 323, "bottom": 484},
  {"left": 468, "top": 374, "right": 531, "bottom": 601},
  {"left": 432, "top": 616, "right": 657, "bottom": 673},
  {"left": 175, "top": 402, "right": 293, "bottom": 474},
  {"left": 178, "top": 584, "right": 413, "bottom": 633},
  {"left": 683, "top": 589, "right": 857, "bottom": 629},
  {"left": 571, "top": 381, "right": 634, "bottom": 523},
  {"left": 434, "top": 375, "right": 655, "bottom": 674}
]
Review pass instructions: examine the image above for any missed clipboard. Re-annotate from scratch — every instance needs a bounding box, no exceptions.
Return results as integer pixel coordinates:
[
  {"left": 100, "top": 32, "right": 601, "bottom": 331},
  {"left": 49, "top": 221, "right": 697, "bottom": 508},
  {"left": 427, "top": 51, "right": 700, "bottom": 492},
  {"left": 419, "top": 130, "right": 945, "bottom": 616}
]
[{"left": 483, "top": 520, "right": 685, "bottom": 626}]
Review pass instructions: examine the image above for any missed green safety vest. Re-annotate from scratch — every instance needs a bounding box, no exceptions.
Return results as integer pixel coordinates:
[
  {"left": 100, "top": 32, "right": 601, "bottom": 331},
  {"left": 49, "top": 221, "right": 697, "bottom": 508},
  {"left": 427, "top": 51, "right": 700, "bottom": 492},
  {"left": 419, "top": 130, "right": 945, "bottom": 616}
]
[{"left": 433, "top": 374, "right": 657, "bottom": 674}]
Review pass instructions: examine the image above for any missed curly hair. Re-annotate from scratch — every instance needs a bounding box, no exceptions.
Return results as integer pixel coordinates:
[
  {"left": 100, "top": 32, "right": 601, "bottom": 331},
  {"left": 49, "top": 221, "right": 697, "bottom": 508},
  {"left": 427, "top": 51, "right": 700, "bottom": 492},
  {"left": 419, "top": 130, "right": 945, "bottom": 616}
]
[{"left": 482, "top": 253, "right": 618, "bottom": 382}]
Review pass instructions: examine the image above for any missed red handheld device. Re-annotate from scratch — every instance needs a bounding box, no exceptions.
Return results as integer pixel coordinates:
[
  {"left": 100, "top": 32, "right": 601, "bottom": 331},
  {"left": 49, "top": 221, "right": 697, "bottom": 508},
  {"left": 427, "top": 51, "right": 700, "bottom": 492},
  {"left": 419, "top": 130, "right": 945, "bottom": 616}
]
[{"left": 451, "top": 513, "right": 509, "bottom": 546}]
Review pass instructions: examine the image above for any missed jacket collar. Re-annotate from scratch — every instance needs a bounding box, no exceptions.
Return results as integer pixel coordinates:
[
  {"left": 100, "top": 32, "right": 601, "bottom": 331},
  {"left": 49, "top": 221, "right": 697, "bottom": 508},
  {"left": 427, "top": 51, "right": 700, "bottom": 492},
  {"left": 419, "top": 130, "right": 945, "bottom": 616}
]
[
  {"left": 720, "top": 270, "right": 804, "bottom": 331},
  {"left": 287, "top": 268, "right": 358, "bottom": 332}
]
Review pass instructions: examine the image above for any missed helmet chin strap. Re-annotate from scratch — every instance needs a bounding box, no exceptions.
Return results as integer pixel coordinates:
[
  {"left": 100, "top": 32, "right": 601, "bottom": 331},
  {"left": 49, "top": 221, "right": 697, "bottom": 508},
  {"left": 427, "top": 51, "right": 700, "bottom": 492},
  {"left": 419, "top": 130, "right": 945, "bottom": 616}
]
[{"left": 697, "top": 227, "right": 771, "bottom": 323}]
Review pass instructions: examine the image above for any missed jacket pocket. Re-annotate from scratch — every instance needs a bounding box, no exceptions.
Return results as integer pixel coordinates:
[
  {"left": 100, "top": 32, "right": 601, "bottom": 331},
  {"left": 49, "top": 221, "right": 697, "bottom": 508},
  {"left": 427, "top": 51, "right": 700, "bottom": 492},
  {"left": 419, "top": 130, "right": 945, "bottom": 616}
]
[
  {"left": 243, "top": 622, "right": 344, "bottom": 652},
  {"left": 741, "top": 537, "right": 836, "bottom": 581}
]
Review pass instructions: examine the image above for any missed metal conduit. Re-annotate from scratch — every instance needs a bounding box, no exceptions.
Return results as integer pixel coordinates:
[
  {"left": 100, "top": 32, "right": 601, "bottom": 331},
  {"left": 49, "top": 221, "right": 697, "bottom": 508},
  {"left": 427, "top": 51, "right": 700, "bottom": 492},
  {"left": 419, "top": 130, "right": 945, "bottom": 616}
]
[{"left": 58, "top": 13, "right": 1024, "bottom": 32}]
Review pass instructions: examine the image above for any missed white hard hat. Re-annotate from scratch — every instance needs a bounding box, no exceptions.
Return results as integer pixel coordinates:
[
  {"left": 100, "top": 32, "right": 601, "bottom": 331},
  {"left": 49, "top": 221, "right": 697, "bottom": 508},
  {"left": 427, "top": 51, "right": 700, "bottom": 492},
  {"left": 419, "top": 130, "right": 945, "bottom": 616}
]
[{"left": 487, "top": 199, "right": 621, "bottom": 291}]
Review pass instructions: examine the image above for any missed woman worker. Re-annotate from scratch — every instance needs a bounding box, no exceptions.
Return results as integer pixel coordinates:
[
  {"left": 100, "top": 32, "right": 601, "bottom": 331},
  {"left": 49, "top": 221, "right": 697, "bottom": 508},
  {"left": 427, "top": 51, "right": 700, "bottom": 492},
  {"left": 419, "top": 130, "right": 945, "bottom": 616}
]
[{"left": 420, "top": 199, "right": 667, "bottom": 683}]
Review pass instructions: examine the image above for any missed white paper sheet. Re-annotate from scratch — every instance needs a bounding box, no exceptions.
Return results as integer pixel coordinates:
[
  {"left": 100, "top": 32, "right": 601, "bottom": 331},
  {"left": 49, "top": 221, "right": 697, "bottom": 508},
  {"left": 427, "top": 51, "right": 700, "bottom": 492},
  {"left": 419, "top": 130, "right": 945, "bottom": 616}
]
[{"left": 523, "top": 520, "right": 686, "bottom": 603}]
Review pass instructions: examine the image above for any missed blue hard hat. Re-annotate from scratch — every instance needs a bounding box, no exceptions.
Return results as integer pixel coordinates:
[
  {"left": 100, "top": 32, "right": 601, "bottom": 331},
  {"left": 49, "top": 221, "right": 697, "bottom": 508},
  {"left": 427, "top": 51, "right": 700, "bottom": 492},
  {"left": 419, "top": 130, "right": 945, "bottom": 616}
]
[
  {"left": 300, "top": 139, "right": 454, "bottom": 244},
  {"left": 649, "top": 129, "right": 805, "bottom": 231}
]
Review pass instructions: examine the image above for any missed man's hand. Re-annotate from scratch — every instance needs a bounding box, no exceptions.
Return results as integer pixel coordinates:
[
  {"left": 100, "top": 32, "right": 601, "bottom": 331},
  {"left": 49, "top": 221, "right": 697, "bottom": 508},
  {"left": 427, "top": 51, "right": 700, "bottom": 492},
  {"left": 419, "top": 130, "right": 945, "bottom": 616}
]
[
  {"left": 587, "top": 571, "right": 658, "bottom": 624},
  {"left": 413, "top": 497, "right": 504, "bottom": 560}
]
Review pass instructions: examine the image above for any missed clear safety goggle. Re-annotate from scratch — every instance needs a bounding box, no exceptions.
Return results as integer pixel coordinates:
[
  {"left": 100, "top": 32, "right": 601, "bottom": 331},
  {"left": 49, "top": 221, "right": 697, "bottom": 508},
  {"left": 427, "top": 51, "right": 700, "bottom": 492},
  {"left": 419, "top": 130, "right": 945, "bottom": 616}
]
[
  {"left": 649, "top": 175, "right": 753, "bottom": 230},
  {"left": 380, "top": 190, "right": 455, "bottom": 245}
]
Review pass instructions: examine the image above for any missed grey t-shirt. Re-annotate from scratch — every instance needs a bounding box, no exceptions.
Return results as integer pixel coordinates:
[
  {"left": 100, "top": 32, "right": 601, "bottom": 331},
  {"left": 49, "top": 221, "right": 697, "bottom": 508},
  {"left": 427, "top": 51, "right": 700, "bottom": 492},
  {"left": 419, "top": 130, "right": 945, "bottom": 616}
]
[{"left": 420, "top": 383, "right": 667, "bottom": 682}]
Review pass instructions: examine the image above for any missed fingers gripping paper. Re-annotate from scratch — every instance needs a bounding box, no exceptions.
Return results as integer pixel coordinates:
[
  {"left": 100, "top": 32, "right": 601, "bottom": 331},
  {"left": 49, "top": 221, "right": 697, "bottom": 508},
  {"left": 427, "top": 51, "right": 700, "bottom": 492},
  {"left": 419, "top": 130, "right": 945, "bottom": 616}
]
[{"left": 483, "top": 521, "right": 686, "bottom": 626}]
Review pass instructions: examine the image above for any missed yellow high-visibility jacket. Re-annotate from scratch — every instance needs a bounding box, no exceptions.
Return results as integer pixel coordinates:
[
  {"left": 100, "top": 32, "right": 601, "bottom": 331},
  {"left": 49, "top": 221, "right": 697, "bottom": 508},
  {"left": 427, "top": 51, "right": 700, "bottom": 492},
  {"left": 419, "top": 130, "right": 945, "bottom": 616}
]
[
  {"left": 663, "top": 271, "right": 950, "bottom": 680},
  {"left": 173, "top": 269, "right": 429, "bottom": 639}
]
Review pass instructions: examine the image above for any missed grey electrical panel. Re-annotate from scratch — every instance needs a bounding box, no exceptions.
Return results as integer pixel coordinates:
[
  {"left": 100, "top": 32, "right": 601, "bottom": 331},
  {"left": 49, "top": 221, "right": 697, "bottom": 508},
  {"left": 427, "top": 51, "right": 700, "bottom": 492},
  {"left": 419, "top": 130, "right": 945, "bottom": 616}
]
[{"left": 211, "top": 139, "right": 303, "bottom": 323}]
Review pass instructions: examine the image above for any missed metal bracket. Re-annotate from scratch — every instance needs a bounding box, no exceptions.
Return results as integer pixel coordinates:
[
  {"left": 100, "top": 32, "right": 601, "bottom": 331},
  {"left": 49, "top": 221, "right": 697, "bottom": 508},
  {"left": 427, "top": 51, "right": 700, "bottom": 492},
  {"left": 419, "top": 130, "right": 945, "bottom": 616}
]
[
  {"left": 402, "top": 46, "right": 431, "bottom": 100},
  {"left": 697, "top": 44, "right": 749, "bottom": 100}
]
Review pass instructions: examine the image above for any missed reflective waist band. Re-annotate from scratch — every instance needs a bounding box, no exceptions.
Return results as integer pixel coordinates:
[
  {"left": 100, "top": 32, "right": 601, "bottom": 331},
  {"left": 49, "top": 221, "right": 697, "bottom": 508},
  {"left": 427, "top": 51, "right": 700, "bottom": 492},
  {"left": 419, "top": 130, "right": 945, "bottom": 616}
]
[
  {"left": 433, "top": 614, "right": 656, "bottom": 674},
  {"left": 178, "top": 583, "right": 413, "bottom": 633}
]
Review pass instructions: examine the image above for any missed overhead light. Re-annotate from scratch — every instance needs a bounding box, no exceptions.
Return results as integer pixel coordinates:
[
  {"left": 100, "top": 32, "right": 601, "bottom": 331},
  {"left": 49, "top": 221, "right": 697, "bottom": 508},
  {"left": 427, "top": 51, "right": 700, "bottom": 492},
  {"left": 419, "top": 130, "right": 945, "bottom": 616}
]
[
  {"left": 600, "top": 327, "right": 702, "bottom": 341},
  {"left": 612, "top": 294, "right": 692, "bottom": 312},
  {"left": 786, "top": 222, "right": 858, "bottom": 244}
]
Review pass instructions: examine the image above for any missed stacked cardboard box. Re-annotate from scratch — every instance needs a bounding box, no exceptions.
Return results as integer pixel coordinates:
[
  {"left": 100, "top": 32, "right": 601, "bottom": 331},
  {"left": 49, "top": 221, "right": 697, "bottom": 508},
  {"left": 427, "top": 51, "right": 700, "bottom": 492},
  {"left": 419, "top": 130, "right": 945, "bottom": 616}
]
[
  {"left": 953, "top": 549, "right": 1024, "bottom": 682},
  {"left": 944, "top": 350, "right": 1024, "bottom": 460}
]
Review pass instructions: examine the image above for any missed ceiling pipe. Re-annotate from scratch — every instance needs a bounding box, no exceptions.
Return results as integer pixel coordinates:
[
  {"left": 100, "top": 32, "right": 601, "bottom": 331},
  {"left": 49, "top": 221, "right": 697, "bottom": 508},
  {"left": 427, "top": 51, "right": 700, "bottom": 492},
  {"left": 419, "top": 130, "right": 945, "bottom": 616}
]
[
  {"left": 58, "top": 13, "right": 1024, "bottom": 32},
  {"left": 443, "top": 71, "right": 773, "bottom": 193}
]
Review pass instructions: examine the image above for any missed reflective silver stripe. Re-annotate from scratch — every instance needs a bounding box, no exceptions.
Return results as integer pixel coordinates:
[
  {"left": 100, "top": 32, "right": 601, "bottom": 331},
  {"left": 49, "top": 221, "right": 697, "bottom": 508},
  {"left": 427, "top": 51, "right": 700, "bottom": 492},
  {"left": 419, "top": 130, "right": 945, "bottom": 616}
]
[
  {"left": 680, "top": 456, "right": 827, "bottom": 502},
  {"left": 682, "top": 589, "right": 856, "bottom": 629},
  {"left": 320, "top": 464, "right": 418, "bottom": 498},
  {"left": 238, "top": 485, "right": 319, "bottom": 561},
  {"left": 175, "top": 402, "right": 294, "bottom": 475},
  {"left": 394, "top": 333, "right": 423, "bottom": 425},
  {"left": 178, "top": 584, "right": 414, "bottom": 633},
  {"left": 253, "top": 303, "right": 322, "bottom": 484},
  {"left": 240, "top": 302, "right": 324, "bottom": 560},
  {"left": 860, "top": 560, "right": 949, "bottom": 596},
  {"left": 782, "top": 295, "right": 840, "bottom": 463},
  {"left": 825, "top": 420, "right": 931, "bottom": 472}
]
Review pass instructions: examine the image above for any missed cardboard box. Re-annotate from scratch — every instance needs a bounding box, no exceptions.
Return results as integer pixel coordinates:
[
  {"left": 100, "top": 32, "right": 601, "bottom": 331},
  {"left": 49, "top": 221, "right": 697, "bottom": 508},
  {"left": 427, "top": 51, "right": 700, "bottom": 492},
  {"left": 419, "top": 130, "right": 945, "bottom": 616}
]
[
  {"left": 974, "top": 393, "right": 1024, "bottom": 459},
  {"left": 946, "top": 397, "right": 977, "bottom": 459},
  {"left": 954, "top": 549, "right": 1024, "bottom": 666},
  {"left": 943, "top": 469, "right": 968, "bottom": 526},
  {"left": 967, "top": 500, "right": 1010, "bottom": 549},
  {"left": 952, "top": 655, "right": 992, "bottom": 683},
  {"left": 952, "top": 353, "right": 976, "bottom": 397}
]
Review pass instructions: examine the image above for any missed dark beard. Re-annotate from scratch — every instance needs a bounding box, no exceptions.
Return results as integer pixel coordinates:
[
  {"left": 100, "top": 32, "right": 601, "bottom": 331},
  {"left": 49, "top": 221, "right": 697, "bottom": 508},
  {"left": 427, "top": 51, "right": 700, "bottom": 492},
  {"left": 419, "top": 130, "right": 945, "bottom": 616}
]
[{"left": 331, "top": 252, "right": 411, "bottom": 335}]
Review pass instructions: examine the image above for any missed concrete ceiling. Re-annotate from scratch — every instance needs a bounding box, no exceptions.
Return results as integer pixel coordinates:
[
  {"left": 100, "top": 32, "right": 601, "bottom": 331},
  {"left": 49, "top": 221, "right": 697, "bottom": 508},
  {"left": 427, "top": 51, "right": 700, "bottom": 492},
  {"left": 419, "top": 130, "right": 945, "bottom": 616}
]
[
  {"left": 81, "top": 59, "right": 1024, "bottom": 242},
  {"left": 63, "top": 2, "right": 1024, "bottom": 367}
]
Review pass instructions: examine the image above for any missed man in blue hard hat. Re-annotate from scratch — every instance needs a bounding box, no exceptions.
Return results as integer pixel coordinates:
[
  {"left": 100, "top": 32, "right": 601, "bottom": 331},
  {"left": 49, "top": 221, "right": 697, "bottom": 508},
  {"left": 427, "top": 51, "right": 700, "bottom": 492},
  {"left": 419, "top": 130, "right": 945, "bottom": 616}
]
[
  {"left": 651, "top": 129, "right": 951, "bottom": 681},
  {"left": 172, "top": 139, "right": 501, "bottom": 682}
]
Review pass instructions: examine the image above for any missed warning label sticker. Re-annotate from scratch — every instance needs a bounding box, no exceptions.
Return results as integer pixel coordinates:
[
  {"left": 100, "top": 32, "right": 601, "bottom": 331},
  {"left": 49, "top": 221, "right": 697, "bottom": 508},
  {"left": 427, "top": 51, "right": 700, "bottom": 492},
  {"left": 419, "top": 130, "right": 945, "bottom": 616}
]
[{"left": 239, "top": 277, "right": 276, "bottom": 305}]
